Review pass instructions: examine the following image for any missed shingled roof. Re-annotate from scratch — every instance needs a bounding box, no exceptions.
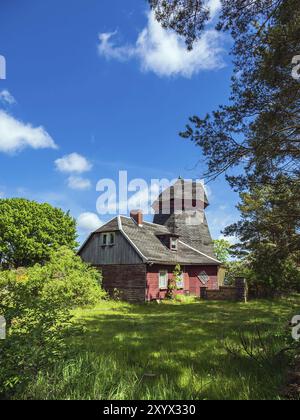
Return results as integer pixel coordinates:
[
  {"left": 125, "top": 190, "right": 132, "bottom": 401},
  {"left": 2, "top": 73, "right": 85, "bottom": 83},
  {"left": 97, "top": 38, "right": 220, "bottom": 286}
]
[{"left": 88, "top": 216, "right": 220, "bottom": 266}]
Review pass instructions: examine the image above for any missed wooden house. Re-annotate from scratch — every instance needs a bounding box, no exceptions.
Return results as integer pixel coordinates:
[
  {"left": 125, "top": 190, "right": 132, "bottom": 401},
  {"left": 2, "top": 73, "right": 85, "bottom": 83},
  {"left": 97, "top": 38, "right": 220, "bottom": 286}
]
[{"left": 79, "top": 179, "right": 221, "bottom": 302}]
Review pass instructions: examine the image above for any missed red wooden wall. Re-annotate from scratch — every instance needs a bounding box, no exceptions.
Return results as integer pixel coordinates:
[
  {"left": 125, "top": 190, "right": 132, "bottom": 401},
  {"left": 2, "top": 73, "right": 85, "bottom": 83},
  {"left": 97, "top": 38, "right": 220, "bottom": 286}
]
[{"left": 146, "top": 264, "right": 219, "bottom": 301}]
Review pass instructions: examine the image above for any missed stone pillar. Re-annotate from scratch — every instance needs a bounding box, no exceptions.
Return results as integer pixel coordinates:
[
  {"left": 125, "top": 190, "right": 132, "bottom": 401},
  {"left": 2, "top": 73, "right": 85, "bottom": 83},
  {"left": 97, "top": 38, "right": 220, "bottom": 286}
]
[{"left": 235, "top": 277, "right": 248, "bottom": 303}]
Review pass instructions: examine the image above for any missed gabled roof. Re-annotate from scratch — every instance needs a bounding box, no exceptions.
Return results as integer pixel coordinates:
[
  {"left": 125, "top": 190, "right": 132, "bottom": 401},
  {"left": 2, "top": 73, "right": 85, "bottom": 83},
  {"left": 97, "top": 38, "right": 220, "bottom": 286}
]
[{"left": 79, "top": 216, "right": 221, "bottom": 266}]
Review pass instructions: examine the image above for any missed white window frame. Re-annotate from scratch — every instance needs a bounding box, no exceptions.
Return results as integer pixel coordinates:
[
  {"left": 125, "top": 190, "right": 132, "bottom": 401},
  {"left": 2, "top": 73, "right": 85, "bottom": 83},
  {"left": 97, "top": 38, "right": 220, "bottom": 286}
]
[
  {"left": 101, "top": 232, "right": 115, "bottom": 246},
  {"left": 101, "top": 233, "right": 108, "bottom": 246},
  {"left": 159, "top": 270, "right": 168, "bottom": 290},
  {"left": 109, "top": 232, "right": 115, "bottom": 246},
  {"left": 177, "top": 273, "right": 184, "bottom": 289},
  {"left": 170, "top": 237, "right": 178, "bottom": 251}
]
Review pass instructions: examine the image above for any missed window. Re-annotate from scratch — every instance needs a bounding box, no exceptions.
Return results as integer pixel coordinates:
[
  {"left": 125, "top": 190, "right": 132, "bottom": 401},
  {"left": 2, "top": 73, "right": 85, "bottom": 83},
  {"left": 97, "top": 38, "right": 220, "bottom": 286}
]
[
  {"left": 198, "top": 271, "right": 209, "bottom": 285},
  {"left": 109, "top": 233, "right": 115, "bottom": 245},
  {"left": 101, "top": 232, "right": 115, "bottom": 246},
  {"left": 101, "top": 233, "right": 108, "bottom": 246},
  {"left": 159, "top": 271, "right": 168, "bottom": 289},
  {"left": 170, "top": 237, "right": 178, "bottom": 251},
  {"left": 177, "top": 273, "right": 184, "bottom": 289}
]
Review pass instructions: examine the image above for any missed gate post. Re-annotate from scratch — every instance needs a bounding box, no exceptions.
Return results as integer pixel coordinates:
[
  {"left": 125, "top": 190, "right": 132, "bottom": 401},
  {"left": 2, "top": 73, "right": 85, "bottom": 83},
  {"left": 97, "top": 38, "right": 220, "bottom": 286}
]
[
  {"left": 235, "top": 277, "right": 248, "bottom": 303},
  {"left": 200, "top": 287, "right": 208, "bottom": 300}
]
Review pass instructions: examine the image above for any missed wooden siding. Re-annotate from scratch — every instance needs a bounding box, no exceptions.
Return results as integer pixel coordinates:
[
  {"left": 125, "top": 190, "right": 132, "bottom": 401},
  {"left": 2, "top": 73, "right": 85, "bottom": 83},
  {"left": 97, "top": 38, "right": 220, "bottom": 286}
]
[
  {"left": 79, "top": 232, "right": 143, "bottom": 265},
  {"left": 99, "top": 264, "right": 146, "bottom": 302},
  {"left": 146, "top": 264, "right": 218, "bottom": 301}
]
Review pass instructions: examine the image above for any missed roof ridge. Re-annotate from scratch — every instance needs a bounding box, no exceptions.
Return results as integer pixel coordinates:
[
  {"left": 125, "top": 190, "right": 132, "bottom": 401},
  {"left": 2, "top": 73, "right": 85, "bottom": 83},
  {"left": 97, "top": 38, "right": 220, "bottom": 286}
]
[
  {"left": 94, "top": 216, "right": 118, "bottom": 232},
  {"left": 120, "top": 215, "right": 170, "bottom": 229}
]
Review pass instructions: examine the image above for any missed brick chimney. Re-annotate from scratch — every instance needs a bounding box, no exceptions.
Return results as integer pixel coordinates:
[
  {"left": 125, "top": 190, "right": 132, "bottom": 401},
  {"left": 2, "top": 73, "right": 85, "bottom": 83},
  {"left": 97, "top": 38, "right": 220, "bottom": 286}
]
[{"left": 130, "top": 210, "right": 143, "bottom": 227}]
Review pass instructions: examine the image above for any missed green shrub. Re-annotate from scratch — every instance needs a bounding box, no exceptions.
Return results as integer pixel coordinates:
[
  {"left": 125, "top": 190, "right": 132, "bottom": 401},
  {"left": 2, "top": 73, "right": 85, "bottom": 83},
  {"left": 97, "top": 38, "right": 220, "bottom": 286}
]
[
  {"left": 0, "top": 247, "right": 105, "bottom": 398},
  {"left": 167, "top": 264, "right": 181, "bottom": 299}
]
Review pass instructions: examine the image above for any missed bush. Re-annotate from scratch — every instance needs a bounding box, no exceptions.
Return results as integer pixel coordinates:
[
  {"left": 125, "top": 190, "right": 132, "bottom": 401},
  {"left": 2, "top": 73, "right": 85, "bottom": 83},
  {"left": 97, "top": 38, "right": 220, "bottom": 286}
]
[{"left": 0, "top": 247, "right": 105, "bottom": 398}]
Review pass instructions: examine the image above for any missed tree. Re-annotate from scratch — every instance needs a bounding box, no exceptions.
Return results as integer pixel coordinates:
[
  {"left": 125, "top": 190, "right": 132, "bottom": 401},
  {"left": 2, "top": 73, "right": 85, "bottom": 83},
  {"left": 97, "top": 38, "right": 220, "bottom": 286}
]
[
  {"left": 213, "top": 239, "right": 232, "bottom": 263},
  {"left": 0, "top": 198, "right": 78, "bottom": 268},
  {"left": 224, "top": 178, "right": 300, "bottom": 293},
  {"left": 150, "top": 0, "right": 300, "bottom": 291},
  {"left": 178, "top": 0, "right": 300, "bottom": 185},
  {"left": 149, "top": 0, "right": 300, "bottom": 185},
  {"left": 149, "top": 0, "right": 210, "bottom": 50}
]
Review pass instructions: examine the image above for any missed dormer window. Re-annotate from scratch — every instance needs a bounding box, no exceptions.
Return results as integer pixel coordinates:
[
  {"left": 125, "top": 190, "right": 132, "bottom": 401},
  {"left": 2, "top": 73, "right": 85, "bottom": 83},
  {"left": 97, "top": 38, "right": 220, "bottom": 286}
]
[
  {"left": 170, "top": 237, "right": 178, "bottom": 251},
  {"left": 101, "top": 232, "right": 115, "bottom": 246}
]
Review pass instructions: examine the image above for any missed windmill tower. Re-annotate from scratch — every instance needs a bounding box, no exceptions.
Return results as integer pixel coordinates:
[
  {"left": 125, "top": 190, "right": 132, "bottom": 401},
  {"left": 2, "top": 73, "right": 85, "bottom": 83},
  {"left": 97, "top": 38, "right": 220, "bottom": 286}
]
[{"left": 152, "top": 178, "right": 216, "bottom": 258}]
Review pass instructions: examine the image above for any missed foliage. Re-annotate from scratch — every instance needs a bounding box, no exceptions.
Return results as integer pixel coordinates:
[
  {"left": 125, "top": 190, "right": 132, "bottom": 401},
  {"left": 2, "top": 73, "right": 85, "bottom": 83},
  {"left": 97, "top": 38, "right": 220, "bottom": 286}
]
[
  {"left": 224, "top": 180, "right": 300, "bottom": 294},
  {"left": 16, "top": 296, "right": 300, "bottom": 400},
  {"left": 213, "top": 239, "right": 232, "bottom": 263},
  {"left": 178, "top": 0, "right": 300, "bottom": 189},
  {"left": 150, "top": 1, "right": 300, "bottom": 187},
  {"left": 224, "top": 259, "right": 253, "bottom": 285},
  {"left": 167, "top": 264, "right": 182, "bottom": 299},
  {"left": 174, "top": 294, "right": 198, "bottom": 304},
  {"left": 111, "top": 288, "right": 124, "bottom": 301},
  {"left": 224, "top": 326, "right": 290, "bottom": 369},
  {"left": 0, "top": 248, "right": 104, "bottom": 397},
  {"left": 150, "top": 1, "right": 300, "bottom": 293},
  {"left": 180, "top": 0, "right": 300, "bottom": 187},
  {"left": 0, "top": 198, "right": 78, "bottom": 268},
  {"left": 149, "top": 0, "right": 210, "bottom": 50}
]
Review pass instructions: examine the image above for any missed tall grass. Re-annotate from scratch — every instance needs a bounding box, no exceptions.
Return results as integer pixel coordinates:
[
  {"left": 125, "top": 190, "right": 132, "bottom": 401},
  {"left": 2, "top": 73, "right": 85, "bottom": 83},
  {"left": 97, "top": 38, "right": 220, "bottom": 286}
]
[
  {"left": 20, "top": 349, "right": 285, "bottom": 400},
  {"left": 17, "top": 296, "right": 300, "bottom": 400}
]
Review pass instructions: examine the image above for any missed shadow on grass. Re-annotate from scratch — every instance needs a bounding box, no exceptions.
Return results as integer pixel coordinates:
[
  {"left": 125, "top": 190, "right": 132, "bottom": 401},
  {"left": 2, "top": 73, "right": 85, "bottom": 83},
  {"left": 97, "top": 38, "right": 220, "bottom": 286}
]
[{"left": 53, "top": 297, "right": 300, "bottom": 400}]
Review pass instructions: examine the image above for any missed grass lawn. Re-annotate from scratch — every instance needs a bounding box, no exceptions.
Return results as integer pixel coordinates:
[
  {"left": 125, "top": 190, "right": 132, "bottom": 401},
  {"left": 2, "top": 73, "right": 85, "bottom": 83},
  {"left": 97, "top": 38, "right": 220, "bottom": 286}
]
[{"left": 22, "top": 296, "right": 300, "bottom": 400}]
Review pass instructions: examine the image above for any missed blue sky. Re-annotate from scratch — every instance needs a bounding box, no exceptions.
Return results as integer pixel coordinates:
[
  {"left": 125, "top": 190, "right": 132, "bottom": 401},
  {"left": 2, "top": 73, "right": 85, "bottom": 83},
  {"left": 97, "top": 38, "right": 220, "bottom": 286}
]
[{"left": 0, "top": 0, "right": 240, "bottom": 242}]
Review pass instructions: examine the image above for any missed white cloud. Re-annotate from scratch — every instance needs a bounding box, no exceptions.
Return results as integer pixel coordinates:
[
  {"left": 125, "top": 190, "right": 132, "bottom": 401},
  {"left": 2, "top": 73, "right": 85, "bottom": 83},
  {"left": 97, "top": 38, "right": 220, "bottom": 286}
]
[
  {"left": 0, "top": 90, "right": 16, "bottom": 105},
  {"left": 206, "top": 204, "right": 239, "bottom": 241},
  {"left": 77, "top": 212, "right": 103, "bottom": 232},
  {"left": 207, "top": 0, "right": 222, "bottom": 19},
  {"left": 98, "top": 10, "right": 225, "bottom": 78},
  {"left": 68, "top": 176, "right": 92, "bottom": 191},
  {"left": 0, "top": 110, "right": 57, "bottom": 154},
  {"left": 98, "top": 32, "right": 136, "bottom": 61},
  {"left": 55, "top": 153, "right": 92, "bottom": 174}
]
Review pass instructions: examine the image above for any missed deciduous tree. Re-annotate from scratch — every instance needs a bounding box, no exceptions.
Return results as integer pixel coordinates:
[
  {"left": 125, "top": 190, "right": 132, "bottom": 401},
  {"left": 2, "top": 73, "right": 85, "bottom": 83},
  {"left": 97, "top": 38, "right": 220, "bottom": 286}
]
[{"left": 0, "top": 198, "right": 78, "bottom": 268}]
